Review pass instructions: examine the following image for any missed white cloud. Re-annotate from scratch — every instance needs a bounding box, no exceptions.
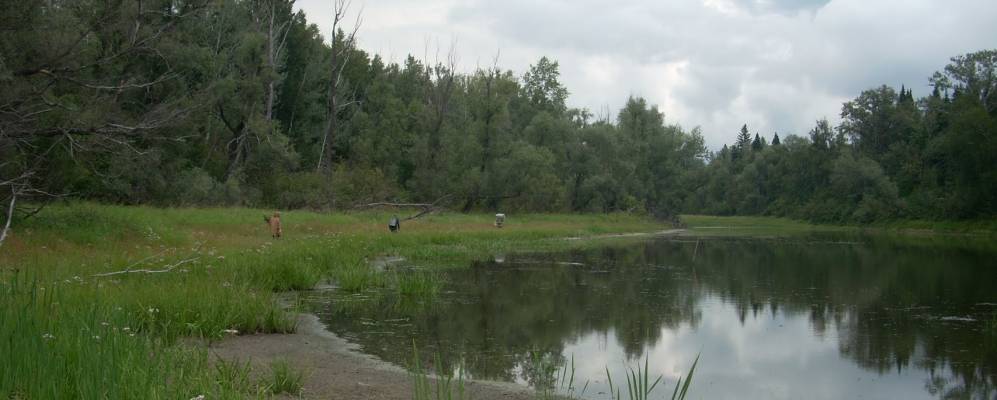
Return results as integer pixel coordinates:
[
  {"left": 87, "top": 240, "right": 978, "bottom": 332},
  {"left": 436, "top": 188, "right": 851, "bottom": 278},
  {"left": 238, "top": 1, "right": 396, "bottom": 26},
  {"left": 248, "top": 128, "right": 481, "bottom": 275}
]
[{"left": 294, "top": 0, "right": 997, "bottom": 148}]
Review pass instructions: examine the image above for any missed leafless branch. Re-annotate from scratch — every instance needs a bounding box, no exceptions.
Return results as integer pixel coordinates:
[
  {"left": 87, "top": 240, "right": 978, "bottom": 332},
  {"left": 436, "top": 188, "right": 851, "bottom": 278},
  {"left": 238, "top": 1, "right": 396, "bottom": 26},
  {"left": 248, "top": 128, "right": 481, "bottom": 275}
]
[
  {"left": 317, "top": 0, "right": 363, "bottom": 171},
  {"left": 356, "top": 194, "right": 453, "bottom": 221},
  {"left": 36, "top": 69, "right": 180, "bottom": 91},
  {"left": 357, "top": 202, "right": 437, "bottom": 209},
  {"left": 92, "top": 256, "right": 200, "bottom": 277},
  {"left": 0, "top": 188, "right": 15, "bottom": 250}
]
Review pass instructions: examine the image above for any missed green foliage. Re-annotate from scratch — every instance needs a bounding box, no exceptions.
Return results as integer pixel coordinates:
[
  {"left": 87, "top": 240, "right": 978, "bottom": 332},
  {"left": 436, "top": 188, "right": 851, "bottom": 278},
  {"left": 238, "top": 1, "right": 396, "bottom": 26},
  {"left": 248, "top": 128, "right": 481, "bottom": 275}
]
[
  {"left": 532, "top": 352, "right": 589, "bottom": 400},
  {"left": 605, "top": 354, "right": 698, "bottom": 400},
  {"left": 411, "top": 341, "right": 467, "bottom": 400},
  {"left": 690, "top": 50, "right": 997, "bottom": 223},
  {"left": 1, "top": 0, "right": 709, "bottom": 219},
  {"left": 0, "top": 275, "right": 273, "bottom": 399},
  {"left": 1, "top": 0, "right": 992, "bottom": 225},
  {"left": 266, "top": 359, "right": 305, "bottom": 396},
  {"left": 0, "top": 203, "right": 663, "bottom": 397}
]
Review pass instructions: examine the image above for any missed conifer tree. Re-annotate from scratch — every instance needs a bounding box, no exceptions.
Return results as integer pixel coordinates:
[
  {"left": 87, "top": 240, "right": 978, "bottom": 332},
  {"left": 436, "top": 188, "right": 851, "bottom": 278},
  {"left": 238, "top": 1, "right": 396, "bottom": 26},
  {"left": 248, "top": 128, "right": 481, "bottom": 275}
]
[{"left": 736, "top": 124, "right": 752, "bottom": 150}]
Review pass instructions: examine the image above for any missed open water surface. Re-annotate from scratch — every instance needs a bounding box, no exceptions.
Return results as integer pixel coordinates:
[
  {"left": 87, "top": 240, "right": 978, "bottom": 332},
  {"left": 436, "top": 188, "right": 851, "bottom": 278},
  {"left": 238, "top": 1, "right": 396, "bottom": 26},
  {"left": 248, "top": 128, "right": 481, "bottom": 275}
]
[{"left": 305, "top": 232, "right": 997, "bottom": 399}]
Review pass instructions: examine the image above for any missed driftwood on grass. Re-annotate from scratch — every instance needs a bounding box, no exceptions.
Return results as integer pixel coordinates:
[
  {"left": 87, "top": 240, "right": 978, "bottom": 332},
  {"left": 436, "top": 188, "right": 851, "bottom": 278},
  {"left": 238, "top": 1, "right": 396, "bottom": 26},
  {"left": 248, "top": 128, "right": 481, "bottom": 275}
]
[
  {"left": 356, "top": 194, "right": 453, "bottom": 221},
  {"left": 92, "top": 257, "right": 200, "bottom": 277},
  {"left": 92, "top": 245, "right": 202, "bottom": 277},
  {"left": 360, "top": 202, "right": 437, "bottom": 208}
]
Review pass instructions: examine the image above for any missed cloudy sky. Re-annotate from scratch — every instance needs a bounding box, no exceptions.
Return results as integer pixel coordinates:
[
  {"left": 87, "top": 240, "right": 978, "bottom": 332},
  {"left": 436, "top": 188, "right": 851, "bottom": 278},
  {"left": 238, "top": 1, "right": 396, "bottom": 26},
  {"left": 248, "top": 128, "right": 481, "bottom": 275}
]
[{"left": 293, "top": 0, "right": 997, "bottom": 148}]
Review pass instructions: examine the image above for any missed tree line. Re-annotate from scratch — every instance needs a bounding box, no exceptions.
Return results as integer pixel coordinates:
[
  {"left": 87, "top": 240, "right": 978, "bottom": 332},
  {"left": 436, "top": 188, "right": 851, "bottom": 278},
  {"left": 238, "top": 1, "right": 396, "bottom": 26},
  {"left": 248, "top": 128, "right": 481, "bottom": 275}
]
[
  {"left": 1, "top": 0, "right": 995, "bottom": 224},
  {"left": 692, "top": 51, "right": 997, "bottom": 222}
]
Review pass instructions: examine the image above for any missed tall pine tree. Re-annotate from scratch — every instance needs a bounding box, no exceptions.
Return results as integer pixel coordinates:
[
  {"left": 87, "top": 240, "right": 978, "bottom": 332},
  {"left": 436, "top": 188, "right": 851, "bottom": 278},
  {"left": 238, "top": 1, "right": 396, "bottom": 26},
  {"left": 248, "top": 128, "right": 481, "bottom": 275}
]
[{"left": 736, "top": 124, "right": 752, "bottom": 150}]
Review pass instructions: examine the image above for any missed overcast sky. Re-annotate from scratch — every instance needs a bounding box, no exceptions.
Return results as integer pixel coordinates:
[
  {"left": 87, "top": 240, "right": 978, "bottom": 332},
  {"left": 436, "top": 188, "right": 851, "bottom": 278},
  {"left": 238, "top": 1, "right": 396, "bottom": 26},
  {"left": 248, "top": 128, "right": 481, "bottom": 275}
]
[{"left": 293, "top": 0, "right": 997, "bottom": 149}]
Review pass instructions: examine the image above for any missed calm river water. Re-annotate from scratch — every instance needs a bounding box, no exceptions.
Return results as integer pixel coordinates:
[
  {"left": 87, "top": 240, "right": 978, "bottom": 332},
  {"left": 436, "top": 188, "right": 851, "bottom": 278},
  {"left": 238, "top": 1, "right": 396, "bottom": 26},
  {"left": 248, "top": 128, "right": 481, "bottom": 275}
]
[{"left": 305, "top": 232, "right": 997, "bottom": 399}]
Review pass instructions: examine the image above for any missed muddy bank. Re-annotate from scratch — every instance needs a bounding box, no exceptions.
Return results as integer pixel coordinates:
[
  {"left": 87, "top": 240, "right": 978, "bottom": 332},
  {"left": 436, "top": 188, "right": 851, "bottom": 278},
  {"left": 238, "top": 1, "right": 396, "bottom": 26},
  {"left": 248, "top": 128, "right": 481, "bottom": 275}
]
[{"left": 209, "top": 313, "right": 533, "bottom": 400}]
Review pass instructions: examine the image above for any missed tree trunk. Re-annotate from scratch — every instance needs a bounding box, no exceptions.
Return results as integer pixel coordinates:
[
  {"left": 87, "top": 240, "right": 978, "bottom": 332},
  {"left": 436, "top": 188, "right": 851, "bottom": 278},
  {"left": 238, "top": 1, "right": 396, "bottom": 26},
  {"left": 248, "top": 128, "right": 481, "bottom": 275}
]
[
  {"left": 265, "top": 6, "right": 276, "bottom": 122},
  {"left": 0, "top": 189, "right": 15, "bottom": 250}
]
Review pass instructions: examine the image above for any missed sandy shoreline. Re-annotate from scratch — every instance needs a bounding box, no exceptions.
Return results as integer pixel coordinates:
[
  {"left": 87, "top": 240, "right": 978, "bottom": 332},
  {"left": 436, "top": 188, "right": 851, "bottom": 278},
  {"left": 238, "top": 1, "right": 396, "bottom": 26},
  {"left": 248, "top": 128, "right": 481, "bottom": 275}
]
[{"left": 209, "top": 312, "right": 534, "bottom": 399}]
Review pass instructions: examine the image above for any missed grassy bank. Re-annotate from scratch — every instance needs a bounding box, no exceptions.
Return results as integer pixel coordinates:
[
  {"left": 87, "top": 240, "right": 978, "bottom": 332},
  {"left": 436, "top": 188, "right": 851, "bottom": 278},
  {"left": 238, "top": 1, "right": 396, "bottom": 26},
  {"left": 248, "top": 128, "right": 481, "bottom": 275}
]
[
  {"left": 682, "top": 214, "right": 997, "bottom": 237},
  {"left": 0, "top": 203, "right": 664, "bottom": 398}
]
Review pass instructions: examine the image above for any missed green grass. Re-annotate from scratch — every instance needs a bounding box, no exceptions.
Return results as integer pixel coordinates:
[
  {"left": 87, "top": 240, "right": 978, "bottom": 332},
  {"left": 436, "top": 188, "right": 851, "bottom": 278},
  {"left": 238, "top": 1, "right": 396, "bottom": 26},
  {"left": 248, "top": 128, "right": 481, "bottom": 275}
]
[
  {"left": 411, "top": 341, "right": 467, "bottom": 400},
  {"left": 680, "top": 215, "right": 855, "bottom": 237},
  {"left": 869, "top": 218, "right": 997, "bottom": 235},
  {"left": 0, "top": 275, "right": 270, "bottom": 399},
  {"left": 4, "top": 202, "right": 991, "bottom": 397},
  {"left": 532, "top": 352, "right": 588, "bottom": 400},
  {"left": 266, "top": 359, "right": 305, "bottom": 396},
  {"left": 394, "top": 270, "right": 443, "bottom": 300},
  {"left": 680, "top": 214, "right": 997, "bottom": 252},
  {"left": 606, "top": 354, "right": 699, "bottom": 400},
  {"left": 681, "top": 214, "right": 997, "bottom": 237},
  {"left": 1, "top": 202, "right": 665, "bottom": 397}
]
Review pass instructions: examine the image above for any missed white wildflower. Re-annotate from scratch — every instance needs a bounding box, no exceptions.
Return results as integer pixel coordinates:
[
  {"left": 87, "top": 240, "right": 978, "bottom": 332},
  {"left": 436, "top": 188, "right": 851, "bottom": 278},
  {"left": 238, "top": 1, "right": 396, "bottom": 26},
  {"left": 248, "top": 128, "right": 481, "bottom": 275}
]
[
  {"left": 222, "top": 329, "right": 239, "bottom": 335},
  {"left": 42, "top": 333, "right": 55, "bottom": 340}
]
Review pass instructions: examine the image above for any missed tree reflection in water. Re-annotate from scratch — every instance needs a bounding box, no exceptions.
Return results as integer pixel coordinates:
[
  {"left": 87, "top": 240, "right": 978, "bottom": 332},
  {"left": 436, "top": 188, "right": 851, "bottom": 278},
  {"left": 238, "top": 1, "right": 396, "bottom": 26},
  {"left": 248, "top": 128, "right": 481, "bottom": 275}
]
[{"left": 307, "top": 233, "right": 997, "bottom": 399}]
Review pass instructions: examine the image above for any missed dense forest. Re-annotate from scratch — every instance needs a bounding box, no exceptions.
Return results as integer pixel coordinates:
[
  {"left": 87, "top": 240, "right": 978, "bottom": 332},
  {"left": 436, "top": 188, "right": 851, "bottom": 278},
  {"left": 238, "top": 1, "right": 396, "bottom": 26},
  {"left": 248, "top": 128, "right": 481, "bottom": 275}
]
[{"left": 1, "top": 0, "right": 995, "bottom": 223}]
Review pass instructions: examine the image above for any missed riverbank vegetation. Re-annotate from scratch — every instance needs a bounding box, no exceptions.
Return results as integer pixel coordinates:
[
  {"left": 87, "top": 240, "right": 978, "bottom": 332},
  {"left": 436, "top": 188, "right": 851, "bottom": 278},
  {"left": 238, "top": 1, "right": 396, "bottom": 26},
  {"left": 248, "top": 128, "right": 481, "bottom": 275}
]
[
  {"left": 1, "top": 0, "right": 995, "bottom": 397},
  {"left": 2, "top": 1, "right": 995, "bottom": 232},
  {"left": 0, "top": 203, "right": 663, "bottom": 397},
  {"left": 4, "top": 202, "right": 994, "bottom": 397}
]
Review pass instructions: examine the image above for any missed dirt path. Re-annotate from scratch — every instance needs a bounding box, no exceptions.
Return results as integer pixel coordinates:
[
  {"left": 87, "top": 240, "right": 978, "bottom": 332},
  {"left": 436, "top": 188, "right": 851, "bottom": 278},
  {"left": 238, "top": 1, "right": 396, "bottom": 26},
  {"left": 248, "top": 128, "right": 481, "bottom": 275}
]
[{"left": 209, "top": 313, "right": 534, "bottom": 400}]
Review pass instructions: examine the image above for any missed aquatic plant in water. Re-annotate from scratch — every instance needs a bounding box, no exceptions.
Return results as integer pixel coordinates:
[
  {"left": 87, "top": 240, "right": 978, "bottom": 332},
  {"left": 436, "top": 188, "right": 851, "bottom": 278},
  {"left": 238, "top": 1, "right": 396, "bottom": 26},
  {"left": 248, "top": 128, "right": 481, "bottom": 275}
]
[
  {"left": 606, "top": 354, "right": 699, "bottom": 400},
  {"left": 411, "top": 340, "right": 467, "bottom": 400}
]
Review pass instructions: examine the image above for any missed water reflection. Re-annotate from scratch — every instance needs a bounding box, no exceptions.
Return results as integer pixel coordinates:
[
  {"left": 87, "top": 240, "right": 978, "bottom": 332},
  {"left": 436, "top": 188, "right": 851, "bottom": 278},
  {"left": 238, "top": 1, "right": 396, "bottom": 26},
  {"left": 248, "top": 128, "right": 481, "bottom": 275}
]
[{"left": 305, "top": 233, "right": 997, "bottom": 399}]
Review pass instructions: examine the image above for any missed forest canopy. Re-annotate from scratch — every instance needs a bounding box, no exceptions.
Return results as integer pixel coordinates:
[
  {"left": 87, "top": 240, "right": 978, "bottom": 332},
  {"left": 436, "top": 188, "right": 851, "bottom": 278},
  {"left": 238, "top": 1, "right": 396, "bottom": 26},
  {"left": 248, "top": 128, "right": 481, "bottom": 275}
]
[{"left": 1, "top": 0, "right": 995, "bottom": 223}]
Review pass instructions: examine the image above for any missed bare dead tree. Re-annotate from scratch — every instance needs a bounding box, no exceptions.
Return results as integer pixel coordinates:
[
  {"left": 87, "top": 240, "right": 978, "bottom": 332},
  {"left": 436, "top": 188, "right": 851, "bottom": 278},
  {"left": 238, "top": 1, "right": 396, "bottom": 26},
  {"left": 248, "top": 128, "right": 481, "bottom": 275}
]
[
  {"left": 355, "top": 194, "right": 453, "bottom": 221},
  {"left": 425, "top": 39, "right": 459, "bottom": 159},
  {"left": 213, "top": 0, "right": 296, "bottom": 179},
  {"left": 0, "top": 186, "right": 15, "bottom": 250},
  {"left": 317, "top": 0, "right": 363, "bottom": 172},
  {"left": 252, "top": 0, "right": 295, "bottom": 123},
  {"left": 462, "top": 51, "right": 502, "bottom": 212}
]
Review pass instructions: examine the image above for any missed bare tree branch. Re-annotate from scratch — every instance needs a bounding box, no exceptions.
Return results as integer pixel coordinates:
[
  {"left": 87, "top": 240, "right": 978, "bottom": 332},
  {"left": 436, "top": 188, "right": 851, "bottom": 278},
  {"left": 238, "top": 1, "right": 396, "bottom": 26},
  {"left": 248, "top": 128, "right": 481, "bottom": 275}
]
[
  {"left": 317, "top": 0, "right": 363, "bottom": 172},
  {"left": 0, "top": 188, "right": 15, "bottom": 250},
  {"left": 92, "top": 256, "right": 200, "bottom": 277}
]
